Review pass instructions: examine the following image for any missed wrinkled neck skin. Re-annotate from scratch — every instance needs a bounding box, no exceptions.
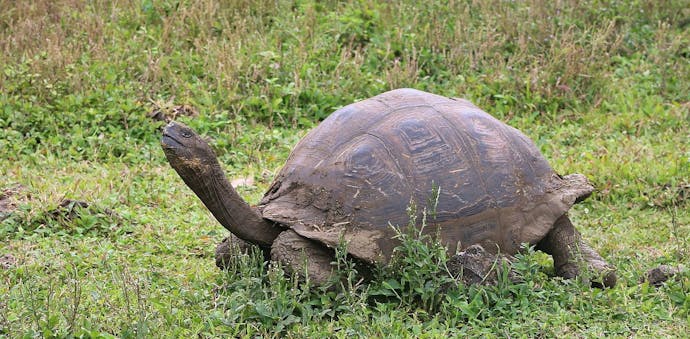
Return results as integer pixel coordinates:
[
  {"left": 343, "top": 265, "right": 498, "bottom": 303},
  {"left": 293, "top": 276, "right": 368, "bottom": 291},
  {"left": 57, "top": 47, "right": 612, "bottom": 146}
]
[{"left": 168, "top": 154, "right": 282, "bottom": 248}]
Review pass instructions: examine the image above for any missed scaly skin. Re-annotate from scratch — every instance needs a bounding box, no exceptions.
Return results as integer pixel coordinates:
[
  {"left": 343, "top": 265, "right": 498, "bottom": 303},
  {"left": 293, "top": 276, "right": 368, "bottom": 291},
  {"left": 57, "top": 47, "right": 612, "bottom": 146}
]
[{"left": 537, "top": 215, "right": 617, "bottom": 288}]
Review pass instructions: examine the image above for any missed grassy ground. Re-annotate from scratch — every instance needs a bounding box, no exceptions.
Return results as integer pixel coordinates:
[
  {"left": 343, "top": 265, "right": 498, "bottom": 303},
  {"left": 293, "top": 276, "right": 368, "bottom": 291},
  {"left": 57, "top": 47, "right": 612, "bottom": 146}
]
[{"left": 1, "top": 0, "right": 689, "bottom": 337}]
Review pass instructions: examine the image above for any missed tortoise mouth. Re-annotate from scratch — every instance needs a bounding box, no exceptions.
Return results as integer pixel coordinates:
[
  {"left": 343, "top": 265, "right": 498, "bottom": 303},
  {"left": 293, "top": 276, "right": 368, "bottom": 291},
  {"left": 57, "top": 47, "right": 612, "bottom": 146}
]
[{"left": 161, "top": 133, "right": 183, "bottom": 149}]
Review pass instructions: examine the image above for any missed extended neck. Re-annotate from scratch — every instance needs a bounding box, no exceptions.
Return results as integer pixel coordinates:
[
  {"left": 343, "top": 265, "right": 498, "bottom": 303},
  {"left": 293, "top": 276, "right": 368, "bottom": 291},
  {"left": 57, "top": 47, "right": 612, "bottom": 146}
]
[{"left": 175, "top": 158, "right": 282, "bottom": 248}]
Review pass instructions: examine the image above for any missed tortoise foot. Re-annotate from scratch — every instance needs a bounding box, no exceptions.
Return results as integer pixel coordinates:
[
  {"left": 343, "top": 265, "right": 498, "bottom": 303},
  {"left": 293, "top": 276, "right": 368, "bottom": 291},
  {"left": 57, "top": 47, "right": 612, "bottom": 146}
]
[
  {"left": 557, "top": 254, "right": 617, "bottom": 288},
  {"left": 271, "top": 230, "right": 335, "bottom": 286},
  {"left": 539, "top": 215, "right": 617, "bottom": 288}
]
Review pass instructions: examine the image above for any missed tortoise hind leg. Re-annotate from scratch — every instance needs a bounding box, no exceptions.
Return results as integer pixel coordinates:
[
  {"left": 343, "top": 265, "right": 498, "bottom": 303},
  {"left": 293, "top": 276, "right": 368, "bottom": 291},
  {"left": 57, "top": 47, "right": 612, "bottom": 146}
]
[
  {"left": 271, "top": 230, "right": 336, "bottom": 286},
  {"left": 537, "top": 214, "right": 617, "bottom": 288}
]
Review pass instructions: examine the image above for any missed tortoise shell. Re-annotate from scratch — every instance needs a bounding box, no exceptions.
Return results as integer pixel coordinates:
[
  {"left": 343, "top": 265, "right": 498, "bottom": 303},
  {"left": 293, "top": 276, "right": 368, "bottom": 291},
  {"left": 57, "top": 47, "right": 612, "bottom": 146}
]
[{"left": 258, "top": 89, "right": 592, "bottom": 263}]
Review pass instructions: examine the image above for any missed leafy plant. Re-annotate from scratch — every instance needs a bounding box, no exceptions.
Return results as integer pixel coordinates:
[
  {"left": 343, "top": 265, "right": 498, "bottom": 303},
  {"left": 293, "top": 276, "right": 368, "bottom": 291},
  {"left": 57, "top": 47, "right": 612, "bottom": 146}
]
[{"left": 368, "top": 189, "right": 456, "bottom": 313}]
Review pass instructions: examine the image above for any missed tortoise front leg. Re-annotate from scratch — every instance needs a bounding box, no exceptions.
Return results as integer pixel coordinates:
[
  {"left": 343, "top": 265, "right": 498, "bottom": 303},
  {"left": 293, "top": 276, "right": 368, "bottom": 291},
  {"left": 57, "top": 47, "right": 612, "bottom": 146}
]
[
  {"left": 215, "top": 233, "right": 272, "bottom": 270},
  {"left": 271, "top": 230, "right": 336, "bottom": 286},
  {"left": 537, "top": 214, "right": 617, "bottom": 288}
]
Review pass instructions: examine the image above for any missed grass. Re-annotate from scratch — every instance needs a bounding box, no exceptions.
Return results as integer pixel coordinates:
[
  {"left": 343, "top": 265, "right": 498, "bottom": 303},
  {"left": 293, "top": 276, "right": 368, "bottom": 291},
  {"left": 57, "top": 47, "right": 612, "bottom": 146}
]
[{"left": 1, "top": 0, "right": 689, "bottom": 337}]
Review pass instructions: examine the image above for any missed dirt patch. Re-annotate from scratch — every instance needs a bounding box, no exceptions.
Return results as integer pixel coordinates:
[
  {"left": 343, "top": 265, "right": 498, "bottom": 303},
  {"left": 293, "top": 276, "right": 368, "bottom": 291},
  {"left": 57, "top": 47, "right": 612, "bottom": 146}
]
[
  {"left": 645, "top": 182, "right": 690, "bottom": 208},
  {"left": 48, "top": 199, "right": 117, "bottom": 222},
  {"left": 0, "top": 254, "right": 16, "bottom": 269},
  {"left": 149, "top": 103, "right": 199, "bottom": 122},
  {"left": 0, "top": 184, "right": 26, "bottom": 221},
  {"left": 677, "top": 183, "right": 690, "bottom": 204},
  {"left": 41, "top": 199, "right": 127, "bottom": 237},
  {"left": 2, "top": 197, "right": 128, "bottom": 239}
]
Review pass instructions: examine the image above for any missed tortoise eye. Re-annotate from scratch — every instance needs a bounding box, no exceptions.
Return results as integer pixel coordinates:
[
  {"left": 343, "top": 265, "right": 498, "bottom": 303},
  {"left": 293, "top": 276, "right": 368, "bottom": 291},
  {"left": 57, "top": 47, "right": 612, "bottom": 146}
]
[{"left": 181, "top": 130, "right": 192, "bottom": 138}]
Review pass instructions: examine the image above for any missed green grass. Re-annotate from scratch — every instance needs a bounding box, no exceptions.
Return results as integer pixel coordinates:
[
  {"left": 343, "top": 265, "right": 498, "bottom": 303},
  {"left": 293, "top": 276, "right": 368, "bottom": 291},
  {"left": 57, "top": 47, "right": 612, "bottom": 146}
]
[{"left": 1, "top": 0, "right": 689, "bottom": 337}]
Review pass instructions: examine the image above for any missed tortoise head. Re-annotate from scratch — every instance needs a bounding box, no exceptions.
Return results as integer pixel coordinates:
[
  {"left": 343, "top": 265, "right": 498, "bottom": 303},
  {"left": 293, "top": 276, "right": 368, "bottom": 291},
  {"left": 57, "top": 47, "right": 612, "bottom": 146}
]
[
  {"left": 160, "top": 121, "right": 282, "bottom": 248},
  {"left": 161, "top": 121, "right": 217, "bottom": 177}
]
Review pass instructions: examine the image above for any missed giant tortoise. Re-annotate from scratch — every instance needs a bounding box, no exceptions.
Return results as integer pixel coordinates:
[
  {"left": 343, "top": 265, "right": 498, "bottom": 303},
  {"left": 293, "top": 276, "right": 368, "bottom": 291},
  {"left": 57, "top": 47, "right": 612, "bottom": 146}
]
[{"left": 161, "top": 88, "right": 616, "bottom": 287}]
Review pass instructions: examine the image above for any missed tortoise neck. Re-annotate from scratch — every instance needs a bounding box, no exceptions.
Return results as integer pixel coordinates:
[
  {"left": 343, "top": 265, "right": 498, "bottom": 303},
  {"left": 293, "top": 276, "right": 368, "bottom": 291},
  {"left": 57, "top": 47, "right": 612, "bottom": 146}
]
[{"left": 173, "top": 156, "right": 281, "bottom": 248}]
